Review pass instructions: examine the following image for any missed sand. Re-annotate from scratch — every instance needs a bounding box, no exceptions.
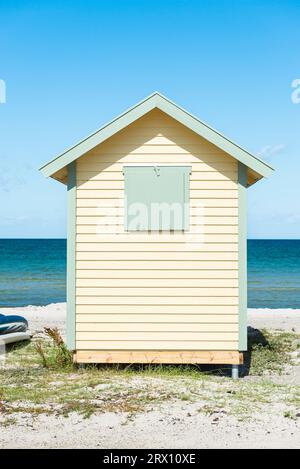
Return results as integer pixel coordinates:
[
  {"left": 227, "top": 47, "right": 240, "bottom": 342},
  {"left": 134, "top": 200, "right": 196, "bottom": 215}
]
[
  {"left": 0, "top": 303, "right": 67, "bottom": 335},
  {"left": 1, "top": 402, "right": 299, "bottom": 449},
  {"left": 0, "top": 303, "right": 299, "bottom": 449}
]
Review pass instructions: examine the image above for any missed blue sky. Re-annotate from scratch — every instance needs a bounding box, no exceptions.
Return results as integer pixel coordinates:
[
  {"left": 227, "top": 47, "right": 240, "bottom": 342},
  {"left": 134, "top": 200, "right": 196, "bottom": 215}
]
[{"left": 0, "top": 0, "right": 299, "bottom": 238}]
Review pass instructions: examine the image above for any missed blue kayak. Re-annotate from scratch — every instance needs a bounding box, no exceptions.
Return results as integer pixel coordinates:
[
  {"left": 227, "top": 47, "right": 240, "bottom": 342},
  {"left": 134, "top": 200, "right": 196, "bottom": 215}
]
[{"left": 0, "top": 314, "right": 28, "bottom": 335}]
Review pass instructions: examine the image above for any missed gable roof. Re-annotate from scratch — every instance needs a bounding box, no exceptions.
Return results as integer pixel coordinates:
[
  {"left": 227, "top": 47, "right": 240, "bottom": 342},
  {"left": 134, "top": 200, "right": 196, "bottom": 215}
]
[{"left": 39, "top": 92, "right": 273, "bottom": 185}]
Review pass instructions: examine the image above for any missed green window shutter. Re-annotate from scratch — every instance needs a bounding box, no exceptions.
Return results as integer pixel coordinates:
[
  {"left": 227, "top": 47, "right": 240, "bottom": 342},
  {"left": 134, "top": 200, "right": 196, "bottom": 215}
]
[{"left": 124, "top": 166, "right": 191, "bottom": 231}]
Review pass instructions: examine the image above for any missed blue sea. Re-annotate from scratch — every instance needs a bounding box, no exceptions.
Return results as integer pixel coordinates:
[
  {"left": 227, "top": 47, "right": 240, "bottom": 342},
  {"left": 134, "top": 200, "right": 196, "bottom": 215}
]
[{"left": 0, "top": 239, "right": 299, "bottom": 308}]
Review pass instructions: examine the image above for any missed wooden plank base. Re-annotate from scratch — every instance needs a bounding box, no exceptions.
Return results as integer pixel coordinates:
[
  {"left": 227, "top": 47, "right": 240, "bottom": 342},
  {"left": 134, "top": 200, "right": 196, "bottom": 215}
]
[{"left": 74, "top": 350, "right": 243, "bottom": 365}]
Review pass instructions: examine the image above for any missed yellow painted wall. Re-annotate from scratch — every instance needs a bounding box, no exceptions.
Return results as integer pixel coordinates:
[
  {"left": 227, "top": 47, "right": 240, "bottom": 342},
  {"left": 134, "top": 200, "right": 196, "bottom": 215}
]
[{"left": 75, "top": 109, "right": 238, "bottom": 351}]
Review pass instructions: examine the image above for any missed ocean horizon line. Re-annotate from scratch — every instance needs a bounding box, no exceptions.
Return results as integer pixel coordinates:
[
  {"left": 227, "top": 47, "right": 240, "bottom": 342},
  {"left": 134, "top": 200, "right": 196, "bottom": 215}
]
[
  {"left": 0, "top": 237, "right": 300, "bottom": 241},
  {"left": 2, "top": 301, "right": 300, "bottom": 312},
  {"left": 0, "top": 239, "right": 300, "bottom": 308}
]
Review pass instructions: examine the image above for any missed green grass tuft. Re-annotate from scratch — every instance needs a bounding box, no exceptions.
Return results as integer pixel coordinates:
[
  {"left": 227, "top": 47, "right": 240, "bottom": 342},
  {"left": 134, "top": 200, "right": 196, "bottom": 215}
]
[
  {"left": 34, "top": 328, "right": 73, "bottom": 370},
  {"left": 247, "top": 329, "right": 299, "bottom": 375},
  {"left": 0, "top": 328, "right": 299, "bottom": 423}
]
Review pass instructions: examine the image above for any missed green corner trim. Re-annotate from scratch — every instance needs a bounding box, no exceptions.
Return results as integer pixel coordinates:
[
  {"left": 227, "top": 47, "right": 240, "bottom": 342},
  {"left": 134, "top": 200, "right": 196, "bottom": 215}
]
[
  {"left": 66, "top": 161, "right": 76, "bottom": 351},
  {"left": 238, "top": 162, "right": 247, "bottom": 351}
]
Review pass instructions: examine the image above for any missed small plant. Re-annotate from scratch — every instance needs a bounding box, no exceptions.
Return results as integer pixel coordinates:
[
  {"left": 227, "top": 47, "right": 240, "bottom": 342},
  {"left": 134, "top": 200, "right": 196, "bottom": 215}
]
[
  {"left": 284, "top": 410, "right": 297, "bottom": 420},
  {"left": 34, "top": 341, "right": 48, "bottom": 368},
  {"left": 61, "top": 401, "right": 96, "bottom": 419},
  {"left": 34, "top": 328, "right": 73, "bottom": 369},
  {"left": 44, "top": 327, "right": 64, "bottom": 346},
  {"left": 44, "top": 327, "right": 72, "bottom": 368},
  {"left": 1, "top": 416, "right": 17, "bottom": 427},
  {"left": 0, "top": 389, "right": 5, "bottom": 413}
]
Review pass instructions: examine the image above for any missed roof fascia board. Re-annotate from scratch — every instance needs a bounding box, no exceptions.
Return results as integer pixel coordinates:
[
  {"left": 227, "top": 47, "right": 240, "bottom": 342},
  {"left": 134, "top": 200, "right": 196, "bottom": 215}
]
[
  {"left": 40, "top": 92, "right": 273, "bottom": 179},
  {"left": 155, "top": 94, "right": 273, "bottom": 178},
  {"left": 40, "top": 94, "right": 158, "bottom": 178}
]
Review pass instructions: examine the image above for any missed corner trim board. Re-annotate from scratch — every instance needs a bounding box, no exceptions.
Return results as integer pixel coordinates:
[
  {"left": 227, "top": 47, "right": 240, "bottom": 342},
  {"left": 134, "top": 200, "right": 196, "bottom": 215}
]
[
  {"left": 238, "top": 162, "right": 247, "bottom": 351},
  {"left": 66, "top": 161, "right": 76, "bottom": 350}
]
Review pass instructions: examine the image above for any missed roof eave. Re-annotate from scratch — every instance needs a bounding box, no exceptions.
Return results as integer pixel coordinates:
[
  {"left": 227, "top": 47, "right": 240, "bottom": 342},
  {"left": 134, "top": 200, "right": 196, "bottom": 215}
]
[
  {"left": 39, "top": 92, "right": 160, "bottom": 178},
  {"left": 39, "top": 92, "right": 274, "bottom": 180},
  {"left": 154, "top": 94, "right": 274, "bottom": 179}
]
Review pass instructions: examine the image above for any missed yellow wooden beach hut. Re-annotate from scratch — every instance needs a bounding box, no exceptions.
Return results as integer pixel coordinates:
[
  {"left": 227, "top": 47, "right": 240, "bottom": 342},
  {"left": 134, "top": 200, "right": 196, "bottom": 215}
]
[{"left": 40, "top": 92, "right": 273, "bottom": 376}]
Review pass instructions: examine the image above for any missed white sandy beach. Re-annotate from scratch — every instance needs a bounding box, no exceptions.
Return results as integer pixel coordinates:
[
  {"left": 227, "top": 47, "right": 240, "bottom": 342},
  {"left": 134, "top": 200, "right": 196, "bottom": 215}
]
[{"left": 0, "top": 303, "right": 299, "bottom": 449}]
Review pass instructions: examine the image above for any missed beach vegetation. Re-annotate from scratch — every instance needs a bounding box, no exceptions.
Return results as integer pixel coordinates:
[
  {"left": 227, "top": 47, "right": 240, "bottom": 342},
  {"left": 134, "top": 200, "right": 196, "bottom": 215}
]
[
  {"left": 33, "top": 327, "right": 73, "bottom": 369},
  {"left": 0, "top": 329, "right": 299, "bottom": 424},
  {"left": 247, "top": 329, "right": 298, "bottom": 375}
]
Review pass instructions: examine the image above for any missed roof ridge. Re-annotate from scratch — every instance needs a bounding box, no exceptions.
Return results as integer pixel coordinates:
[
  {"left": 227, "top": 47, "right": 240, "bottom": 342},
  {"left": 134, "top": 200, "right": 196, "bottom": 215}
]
[{"left": 40, "top": 92, "right": 274, "bottom": 180}]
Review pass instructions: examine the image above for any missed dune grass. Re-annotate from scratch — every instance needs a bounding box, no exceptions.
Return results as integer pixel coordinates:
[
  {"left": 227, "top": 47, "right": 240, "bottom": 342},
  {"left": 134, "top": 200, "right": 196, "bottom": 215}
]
[
  {"left": 247, "top": 328, "right": 300, "bottom": 375},
  {"left": 0, "top": 328, "right": 299, "bottom": 423}
]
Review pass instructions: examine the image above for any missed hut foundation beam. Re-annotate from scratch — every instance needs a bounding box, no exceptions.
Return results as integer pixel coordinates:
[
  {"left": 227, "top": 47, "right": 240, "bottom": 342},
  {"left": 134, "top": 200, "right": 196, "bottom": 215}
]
[{"left": 74, "top": 350, "right": 243, "bottom": 365}]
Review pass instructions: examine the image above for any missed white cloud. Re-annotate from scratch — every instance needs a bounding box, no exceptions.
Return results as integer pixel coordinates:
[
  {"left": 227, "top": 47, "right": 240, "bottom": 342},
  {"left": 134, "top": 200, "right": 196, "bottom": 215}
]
[
  {"left": 286, "top": 213, "right": 300, "bottom": 224},
  {"left": 257, "top": 144, "right": 285, "bottom": 160},
  {"left": 0, "top": 215, "right": 32, "bottom": 226},
  {"left": 0, "top": 159, "right": 33, "bottom": 192},
  {"left": 0, "top": 170, "right": 25, "bottom": 192}
]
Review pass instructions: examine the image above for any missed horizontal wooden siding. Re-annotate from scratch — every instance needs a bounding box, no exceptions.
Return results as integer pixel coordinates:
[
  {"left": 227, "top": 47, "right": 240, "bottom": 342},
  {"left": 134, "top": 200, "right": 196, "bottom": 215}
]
[{"left": 75, "top": 109, "right": 238, "bottom": 351}]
